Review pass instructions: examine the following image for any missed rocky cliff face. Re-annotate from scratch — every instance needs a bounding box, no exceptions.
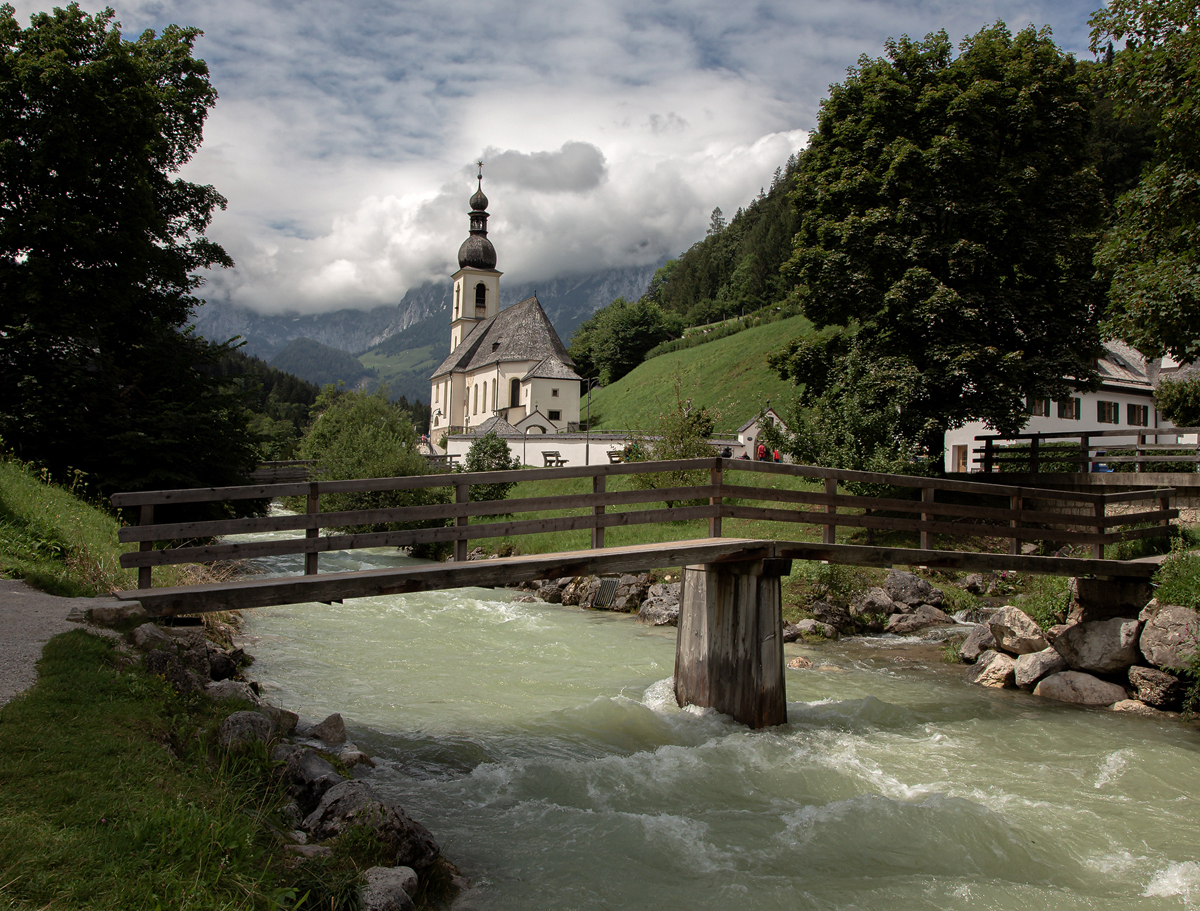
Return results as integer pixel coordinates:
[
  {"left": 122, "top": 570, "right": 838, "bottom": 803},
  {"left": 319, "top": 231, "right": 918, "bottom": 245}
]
[{"left": 193, "top": 263, "right": 662, "bottom": 360}]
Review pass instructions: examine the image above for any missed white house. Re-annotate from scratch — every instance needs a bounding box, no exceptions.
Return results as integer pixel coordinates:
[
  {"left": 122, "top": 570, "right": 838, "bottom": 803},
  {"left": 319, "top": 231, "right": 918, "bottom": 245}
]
[
  {"left": 943, "top": 341, "right": 1169, "bottom": 472},
  {"left": 737, "top": 406, "right": 788, "bottom": 460},
  {"left": 428, "top": 169, "right": 582, "bottom": 440}
]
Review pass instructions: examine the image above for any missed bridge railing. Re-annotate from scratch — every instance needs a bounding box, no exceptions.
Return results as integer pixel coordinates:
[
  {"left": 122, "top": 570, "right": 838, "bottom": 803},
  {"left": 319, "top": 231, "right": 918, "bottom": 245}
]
[
  {"left": 112, "top": 459, "right": 1178, "bottom": 589},
  {"left": 972, "top": 427, "right": 1200, "bottom": 473}
]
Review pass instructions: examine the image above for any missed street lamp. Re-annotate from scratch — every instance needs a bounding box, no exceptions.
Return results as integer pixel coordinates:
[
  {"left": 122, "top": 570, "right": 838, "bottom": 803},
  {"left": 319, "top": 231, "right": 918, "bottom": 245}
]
[{"left": 584, "top": 377, "right": 601, "bottom": 465}]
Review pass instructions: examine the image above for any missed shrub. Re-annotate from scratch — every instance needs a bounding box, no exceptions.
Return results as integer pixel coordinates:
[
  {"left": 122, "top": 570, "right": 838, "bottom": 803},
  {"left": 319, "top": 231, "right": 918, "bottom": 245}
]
[{"left": 463, "top": 432, "right": 521, "bottom": 503}]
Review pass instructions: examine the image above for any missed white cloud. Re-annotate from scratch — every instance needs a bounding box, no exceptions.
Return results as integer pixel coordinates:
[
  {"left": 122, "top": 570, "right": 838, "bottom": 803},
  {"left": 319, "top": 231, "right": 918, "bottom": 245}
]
[{"left": 8, "top": 0, "right": 1100, "bottom": 314}]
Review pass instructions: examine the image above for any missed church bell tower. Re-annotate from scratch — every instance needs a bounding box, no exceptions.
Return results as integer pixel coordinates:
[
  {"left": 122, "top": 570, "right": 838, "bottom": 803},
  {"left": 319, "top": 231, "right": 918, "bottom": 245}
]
[{"left": 450, "top": 162, "right": 502, "bottom": 352}]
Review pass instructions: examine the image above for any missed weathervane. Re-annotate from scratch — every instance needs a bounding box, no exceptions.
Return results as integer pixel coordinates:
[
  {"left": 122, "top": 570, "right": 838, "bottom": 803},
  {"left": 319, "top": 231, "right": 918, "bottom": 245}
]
[{"left": 476, "top": 159, "right": 484, "bottom": 180}]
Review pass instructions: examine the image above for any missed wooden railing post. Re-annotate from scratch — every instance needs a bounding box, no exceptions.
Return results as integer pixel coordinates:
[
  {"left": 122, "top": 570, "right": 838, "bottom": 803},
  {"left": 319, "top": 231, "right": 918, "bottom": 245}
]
[
  {"left": 1137, "top": 432, "right": 1146, "bottom": 473},
  {"left": 1009, "top": 494, "right": 1022, "bottom": 556},
  {"left": 455, "top": 483, "right": 469, "bottom": 562},
  {"left": 1080, "top": 434, "right": 1090, "bottom": 473},
  {"left": 305, "top": 485, "right": 320, "bottom": 576},
  {"left": 709, "top": 463, "right": 722, "bottom": 538},
  {"left": 1093, "top": 499, "right": 1105, "bottom": 560},
  {"left": 138, "top": 504, "right": 154, "bottom": 590},
  {"left": 1161, "top": 491, "right": 1172, "bottom": 533},
  {"left": 920, "top": 486, "right": 934, "bottom": 550},
  {"left": 592, "top": 474, "right": 605, "bottom": 550},
  {"left": 1030, "top": 437, "right": 1040, "bottom": 473},
  {"left": 823, "top": 478, "right": 837, "bottom": 545},
  {"left": 983, "top": 439, "right": 994, "bottom": 474}
]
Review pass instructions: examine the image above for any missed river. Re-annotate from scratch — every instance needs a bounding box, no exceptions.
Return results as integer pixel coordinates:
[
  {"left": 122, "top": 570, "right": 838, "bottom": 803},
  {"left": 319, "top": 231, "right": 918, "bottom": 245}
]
[{"left": 238, "top": 546, "right": 1200, "bottom": 910}]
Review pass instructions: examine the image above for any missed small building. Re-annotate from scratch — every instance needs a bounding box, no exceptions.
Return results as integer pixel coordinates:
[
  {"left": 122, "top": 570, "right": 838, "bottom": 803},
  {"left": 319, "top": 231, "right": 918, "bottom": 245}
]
[
  {"left": 429, "top": 168, "right": 582, "bottom": 439},
  {"left": 737, "top": 407, "right": 788, "bottom": 459},
  {"left": 943, "top": 341, "right": 1165, "bottom": 472}
]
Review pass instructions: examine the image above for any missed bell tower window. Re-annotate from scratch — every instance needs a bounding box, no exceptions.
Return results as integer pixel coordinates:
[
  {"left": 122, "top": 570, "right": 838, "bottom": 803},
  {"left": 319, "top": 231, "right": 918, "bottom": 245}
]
[{"left": 475, "top": 282, "right": 487, "bottom": 314}]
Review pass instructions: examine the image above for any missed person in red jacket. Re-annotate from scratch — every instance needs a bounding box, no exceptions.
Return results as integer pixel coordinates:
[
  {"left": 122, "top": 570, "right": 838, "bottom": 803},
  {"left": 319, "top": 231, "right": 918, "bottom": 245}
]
[{"left": 756, "top": 442, "right": 767, "bottom": 461}]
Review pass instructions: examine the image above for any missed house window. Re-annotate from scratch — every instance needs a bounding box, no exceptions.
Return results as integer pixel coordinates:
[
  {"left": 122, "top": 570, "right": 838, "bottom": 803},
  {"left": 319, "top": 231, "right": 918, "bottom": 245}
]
[
  {"left": 548, "top": 410, "right": 561, "bottom": 421},
  {"left": 434, "top": 384, "right": 439, "bottom": 403},
  {"left": 1057, "top": 398, "right": 1081, "bottom": 420},
  {"left": 1097, "top": 400, "right": 1119, "bottom": 424},
  {"left": 1026, "top": 396, "right": 1050, "bottom": 417},
  {"left": 551, "top": 388, "right": 559, "bottom": 397},
  {"left": 952, "top": 445, "right": 968, "bottom": 473},
  {"left": 1128, "top": 403, "right": 1149, "bottom": 427}
]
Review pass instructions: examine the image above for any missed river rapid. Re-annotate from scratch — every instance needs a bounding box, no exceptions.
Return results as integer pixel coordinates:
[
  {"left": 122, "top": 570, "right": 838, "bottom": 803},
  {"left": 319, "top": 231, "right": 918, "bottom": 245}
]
[{"left": 238, "top": 546, "right": 1200, "bottom": 910}]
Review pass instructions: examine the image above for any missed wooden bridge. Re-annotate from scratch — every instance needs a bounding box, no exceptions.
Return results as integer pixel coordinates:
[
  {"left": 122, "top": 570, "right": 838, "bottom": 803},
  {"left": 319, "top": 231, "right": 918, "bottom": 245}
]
[{"left": 112, "top": 459, "right": 1175, "bottom": 728}]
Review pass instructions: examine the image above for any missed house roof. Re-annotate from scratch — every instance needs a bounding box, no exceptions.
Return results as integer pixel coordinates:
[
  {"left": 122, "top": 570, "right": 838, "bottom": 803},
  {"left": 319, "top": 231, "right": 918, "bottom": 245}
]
[
  {"left": 431, "top": 295, "right": 575, "bottom": 378},
  {"left": 514, "top": 409, "right": 554, "bottom": 432},
  {"left": 737, "top": 407, "right": 787, "bottom": 434},
  {"left": 521, "top": 356, "right": 582, "bottom": 382},
  {"left": 463, "top": 416, "right": 522, "bottom": 437},
  {"left": 1096, "top": 341, "right": 1153, "bottom": 393}
]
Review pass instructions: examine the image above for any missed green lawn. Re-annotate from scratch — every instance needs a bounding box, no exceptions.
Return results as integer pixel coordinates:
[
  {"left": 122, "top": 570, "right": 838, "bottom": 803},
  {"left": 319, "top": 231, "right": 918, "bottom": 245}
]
[{"left": 586, "top": 313, "right": 813, "bottom": 434}]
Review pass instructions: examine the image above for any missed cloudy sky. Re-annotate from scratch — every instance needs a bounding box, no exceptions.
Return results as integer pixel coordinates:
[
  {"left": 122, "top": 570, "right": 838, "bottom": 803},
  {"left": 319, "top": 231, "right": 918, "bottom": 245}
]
[{"left": 17, "top": 0, "right": 1102, "bottom": 314}]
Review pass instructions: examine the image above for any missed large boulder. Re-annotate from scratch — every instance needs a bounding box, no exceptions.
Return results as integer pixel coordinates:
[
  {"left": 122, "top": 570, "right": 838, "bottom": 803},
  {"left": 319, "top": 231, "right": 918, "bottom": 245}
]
[
  {"left": 960, "top": 624, "right": 998, "bottom": 664},
  {"left": 206, "top": 679, "right": 260, "bottom": 705},
  {"left": 965, "top": 650, "right": 1016, "bottom": 688},
  {"left": 1127, "top": 666, "right": 1185, "bottom": 710},
  {"left": 637, "top": 581, "right": 680, "bottom": 626},
  {"left": 133, "top": 622, "right": 174, "bottom": 651},
  {"left": 796, "top": 618, "right": 839, "bottom": 639},
  {"left": 988, "top": 606, "right": 1047, "bottom": 655},
  {"left": 885, "top": 604, "right": 954, "bottom": 636},
  {"left": 1046, "top": 618, "right": 1141, "bottom": 673},
  {"left": 1014, "top": 648, "right": 1069, "bottom": 690},
  {"left": 1068, "top": 577, "right": 1152, "bottom": 624},
  {"left": 303, "top": 781, "right": 440, "bottom": 872},
  {"left": 1033, "top": 671, "right": 1127, "bottom": 706},
  {"left": 850, "top": 587, "right": 898, "bottom": 617},
  {"left": 90, "top": 600, "right": 148, "bottom": 626},
  {"left": 1138, "top": 601, "right": 1200, "bottom": 670},
  {"left": 218, "top": 711, "right": 274, "bottom": 751},
  {"left": 810, "top": 600, "right": 853, "bottom": 631},
  {"left": 272, "top": 744, "right": 345, "bottom": 814},
  {"left": 884, "top": 570, "right": 944, "bottom": 608},
  {"left": 312, "top": 712, "right": 347, "bottom": 745},
  {"left": 361, "top": 866, "right": 418, "bottom": 911}
]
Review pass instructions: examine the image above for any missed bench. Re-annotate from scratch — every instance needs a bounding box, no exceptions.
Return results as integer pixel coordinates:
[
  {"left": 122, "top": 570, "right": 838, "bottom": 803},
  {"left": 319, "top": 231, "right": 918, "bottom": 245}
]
[
  {"left": 542, "top": 451, "right": 568, "bottom": 467},
  {"left": 607, "top": 449, "right": 624, "bottom": 463}
]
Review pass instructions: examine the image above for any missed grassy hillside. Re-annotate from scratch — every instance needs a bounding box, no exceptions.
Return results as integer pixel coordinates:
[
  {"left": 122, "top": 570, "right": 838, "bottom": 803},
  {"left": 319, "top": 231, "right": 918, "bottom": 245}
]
[{"left": 586, "top": 313, "right": 812, "bottom": 434}]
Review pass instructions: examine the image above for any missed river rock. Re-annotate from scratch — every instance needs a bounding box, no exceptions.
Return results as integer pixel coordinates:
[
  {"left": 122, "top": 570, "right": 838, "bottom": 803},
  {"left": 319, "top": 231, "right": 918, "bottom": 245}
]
[
  {"left": 787, "top": 656, "right": 813, "bottom": 670},
  {"left": 885, "top": 604, "right": 953, "bottom": 636},
  {"left": 90, "top": 600, "right": 148, "bottom": 626},
  {"left": 637, "top": 582, "right": 680, "bottom": 626},
  {"left": 218, "top": 710, "right": 274, "bottom": 751},
  {"left": 965, "top": 650, "right": 1016, "bottom": 688},
  {"left": 1127, "top": 666, "right": 1185, "bottom": 710},
  {"left": 960, "top": 573, "right": 992, "bottom": 595},
  {"left": 206, "top": 679, "right": 259, "bottom": 704},
  {"left": 850, "top": 587, "right": 898, "bottom": 617},
  {"left": 362, "top": 866, "right": 418, "bottom": 911},
  {"left": 1109, "top": 699, "right": 1168, "bottom": 717},
  {"left": 261, "top": 704, "right": 299, "bottom": 736},
  {"left": 1138, "top": 601, "right": 1200, "bottom": 670},
  {"left": 133, "top": 622, "right": 174, "bottom": 650},
  {"left": 1068, "top": 577, "right": 1153, "bottom": 624},
  {"left": 559, "top": 577, "right": 586, "bottom": 605},
  {"left": 536, "top": 580, "right": 563, "bottom": 603},
  {"left": 796, "top": 618, "right": 839, "bottom": 639},
  {"left": 286, "top": 844, "right": 334, "bottom": 859},
  {"left": 884, "top": 570, "right": 944, "bottom": 608},
  {"left": 810, "top": 600, "right": 853, "bottom": 631},
  {"left": 1046, "top": 618, "right": 1141, "bottom": 673},
  {"left": 960, "top": 624, "right": 998, "bottom": 663},
  {"left": 273, "top": 744, "right": 345, "bottom": 813},
  {"left": 303, "top": 781, "right": 440, "bottom": 872},
  {"left": 1033, "top": 671, "right": 1127, "bottom": 706},
  {"left": 1014, "top": 648, "right": 1068, "bottom": 690},
  {"left": 208, "top": 652, "right": 238, "bottom": 681},
  {"left": 312, "top": 712, "right": 347, "bottom": 745},
  {"left": 144, "top": 649, "right": 201, "bottom": 695},
  {"left": 988, "top": 606, "right": 1047, "bottom": 655}
]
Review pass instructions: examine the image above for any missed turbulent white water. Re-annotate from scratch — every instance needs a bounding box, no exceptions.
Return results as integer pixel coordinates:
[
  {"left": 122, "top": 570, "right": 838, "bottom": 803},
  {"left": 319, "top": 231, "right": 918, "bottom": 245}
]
[{"left": 237, "top": 545, "right": 1200, "bottom": 910}]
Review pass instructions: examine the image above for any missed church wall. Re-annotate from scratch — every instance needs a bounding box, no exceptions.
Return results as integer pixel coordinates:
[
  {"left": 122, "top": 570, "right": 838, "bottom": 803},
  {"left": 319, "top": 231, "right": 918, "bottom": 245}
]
[{"left": 525, "top": 377, "right": 579, "bottom": 430}]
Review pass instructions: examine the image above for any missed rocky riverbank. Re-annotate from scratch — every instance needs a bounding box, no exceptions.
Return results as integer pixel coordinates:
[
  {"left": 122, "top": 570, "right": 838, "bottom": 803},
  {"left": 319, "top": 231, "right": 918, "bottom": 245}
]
[{"left": 72, "top": 600, "right": 459, "bottom": 911}]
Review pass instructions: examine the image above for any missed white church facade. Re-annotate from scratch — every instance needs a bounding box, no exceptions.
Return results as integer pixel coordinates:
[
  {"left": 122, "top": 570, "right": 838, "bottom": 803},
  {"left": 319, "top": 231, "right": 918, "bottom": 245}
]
[{"left": 428, "top": 169, "right": 582, "bottom": 440}]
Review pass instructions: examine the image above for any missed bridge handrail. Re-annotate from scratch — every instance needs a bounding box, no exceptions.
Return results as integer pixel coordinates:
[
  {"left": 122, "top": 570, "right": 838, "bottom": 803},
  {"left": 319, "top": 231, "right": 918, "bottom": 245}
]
[{"left": 113, "top": 459, "right": 1179, "bottom": 591}]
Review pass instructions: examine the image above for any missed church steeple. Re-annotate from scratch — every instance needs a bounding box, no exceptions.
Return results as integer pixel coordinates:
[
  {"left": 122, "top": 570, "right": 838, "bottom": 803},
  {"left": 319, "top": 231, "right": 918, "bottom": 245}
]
[{"left": 449, "top": 161, "right": 502, "bottom": 352}]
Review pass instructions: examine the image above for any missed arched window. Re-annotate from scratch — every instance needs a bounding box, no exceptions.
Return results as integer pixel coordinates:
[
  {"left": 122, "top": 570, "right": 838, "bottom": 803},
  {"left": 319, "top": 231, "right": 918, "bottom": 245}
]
[
  {"left": 482, "top": 381, "right": 487, "bottom": 414},
  {"left": 510, "top": 378, "right": 520, "bottom": 408},
  {"left": 454, "top": 284, "right": 460, "bottom": 317},
  {"left": 473, "top": 384, "right": 478, "bottom": 414},
  {"left": 475, "top": 282, "right": 487, "bottom": 311}
]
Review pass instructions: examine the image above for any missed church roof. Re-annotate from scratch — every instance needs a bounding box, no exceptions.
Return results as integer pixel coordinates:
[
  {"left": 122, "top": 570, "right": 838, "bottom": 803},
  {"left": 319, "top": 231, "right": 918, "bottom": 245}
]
[
  {"left": 463, "top": 415, "right": 522, "bottom": 437},
  {"left": 522, "top": 356, "right": 582, "bottom": 383},
  {"left": 430, "top": 296, "right": 576, "bottom": 378}
]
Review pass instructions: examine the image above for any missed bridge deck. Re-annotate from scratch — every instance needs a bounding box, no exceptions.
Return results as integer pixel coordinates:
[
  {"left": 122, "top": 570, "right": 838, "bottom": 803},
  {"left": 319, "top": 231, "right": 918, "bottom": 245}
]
[{"left": 116, "top": 537, "right": 1155, "bottom": 616}]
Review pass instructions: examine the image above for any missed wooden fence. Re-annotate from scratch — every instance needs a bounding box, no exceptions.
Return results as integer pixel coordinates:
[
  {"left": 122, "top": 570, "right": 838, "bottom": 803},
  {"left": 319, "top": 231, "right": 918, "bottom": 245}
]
[
  {"left": 974, "top": 427, "right": 1200, "bottom": 473},
  {"left": 112, "top": 459, "right": 1178, "bottom": 590}
]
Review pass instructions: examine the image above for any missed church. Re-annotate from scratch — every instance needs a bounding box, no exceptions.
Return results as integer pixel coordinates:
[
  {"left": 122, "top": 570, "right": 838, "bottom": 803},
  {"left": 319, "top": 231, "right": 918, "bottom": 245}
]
[{"left": 428, "top": 168, "right": 582, "bottom": 440}]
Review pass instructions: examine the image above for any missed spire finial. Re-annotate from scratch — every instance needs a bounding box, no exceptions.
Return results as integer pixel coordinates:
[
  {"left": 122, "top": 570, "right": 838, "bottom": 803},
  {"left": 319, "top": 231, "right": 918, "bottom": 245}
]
[{"left": 477, "top": 159, "right": 484, "bottom": 182}]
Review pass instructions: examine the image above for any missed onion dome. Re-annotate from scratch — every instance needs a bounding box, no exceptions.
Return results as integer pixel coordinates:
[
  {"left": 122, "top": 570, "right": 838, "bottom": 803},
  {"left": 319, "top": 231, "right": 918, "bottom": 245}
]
[{"left": 458, "top": 164, "right": 497, "bottom": 270}]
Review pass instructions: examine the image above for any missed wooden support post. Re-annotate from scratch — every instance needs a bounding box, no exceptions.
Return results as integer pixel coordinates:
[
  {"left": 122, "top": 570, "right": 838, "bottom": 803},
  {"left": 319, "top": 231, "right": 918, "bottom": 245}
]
[
  {"left": 455, "top": 483, "right": 469, "bottom": 562},
  {"left": 305, "top": 486, "right": 320, "bottom": 576},
  {"left": 920, "top": 487, "right": 934, "bottom": 551},
  {"left": 983, "top": 439, "right": 994, "bottom": 474},
  {"left": 1161, "top": 492, "right": 1172, "bottom": 532},
  {"left": 823, "top": 478, "right": 837, "bottom": 545},
  {"left": 709, "top": 464, "right": 722, "bottom": 538},
  {"left": 138, "top": 504, "right": 154, "bottom": 590},
  {"left": 592, "top": 474, "right": 606, "bottom": 550},
  {"left": 674, "top": 556, "right": 791, "bottom": 729},
  {"left": 1093, "top": 500, "right": 1106, "bottom": 560},
  {"left": 1009, "top": 495, "right": 1022, "bottom": 556},
  {"left": 1080, "top": 434, "right": 1090, "bottom": 473},
  {"left": 1030, "top": 436, "right": 1040, "bottom": 473},
  {"left": 1137, "top": 432, "right": 1146, "bottom": 473}
]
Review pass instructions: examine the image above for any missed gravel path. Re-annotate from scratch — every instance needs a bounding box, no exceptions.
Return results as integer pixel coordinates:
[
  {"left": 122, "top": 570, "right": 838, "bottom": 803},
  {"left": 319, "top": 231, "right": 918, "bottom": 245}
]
[{"left": 0, "top": 579, "right": 90, "bottom": 708}]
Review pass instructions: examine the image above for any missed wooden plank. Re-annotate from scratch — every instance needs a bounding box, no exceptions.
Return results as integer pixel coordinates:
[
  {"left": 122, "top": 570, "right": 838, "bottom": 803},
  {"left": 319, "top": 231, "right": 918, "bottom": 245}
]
[
  {"left": 772, "top": 542, "right": 1158, "bottom": 579},
  {"left": 592, "top": 475, "right": 605, "bottom": 549},
  {"left": 975, "top": 426, "right": 1200, "bottom": 441},
  {"left": 454, "top": 483, "right": 469, "bottom": 562},
  {"left": 115, "top": 538, "right": 774, "bottom": 614}
]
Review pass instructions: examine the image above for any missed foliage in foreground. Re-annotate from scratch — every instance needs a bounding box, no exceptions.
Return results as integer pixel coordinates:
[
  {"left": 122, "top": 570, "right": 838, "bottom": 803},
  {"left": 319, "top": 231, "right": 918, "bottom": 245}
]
[{"left": 628, "top": 377, "right": 716, "bottom": 507}]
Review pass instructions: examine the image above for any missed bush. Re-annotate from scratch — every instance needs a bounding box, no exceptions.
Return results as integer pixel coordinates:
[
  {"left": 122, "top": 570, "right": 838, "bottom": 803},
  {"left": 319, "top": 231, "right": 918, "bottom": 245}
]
[
  {"left": 463, "top": 432, "right": 521, "bottom": 503},
  {"left": 629, "top": 376, "right": 716, "bottom": 507}
]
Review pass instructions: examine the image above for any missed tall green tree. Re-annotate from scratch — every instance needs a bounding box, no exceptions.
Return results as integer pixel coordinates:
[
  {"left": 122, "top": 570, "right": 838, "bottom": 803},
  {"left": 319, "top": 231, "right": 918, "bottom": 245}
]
[
  {"left": 0, "top": 5, "right": 252, "bottom": 500},
  {"left": 567, "top": 297, "right": 680, "bottom": 386},
  {"left": 1089, "top": 0, "right": 1200, "bottom": 361},
  {"left": 782, "top": 24, "right": 1106, "bottom": 444}
]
